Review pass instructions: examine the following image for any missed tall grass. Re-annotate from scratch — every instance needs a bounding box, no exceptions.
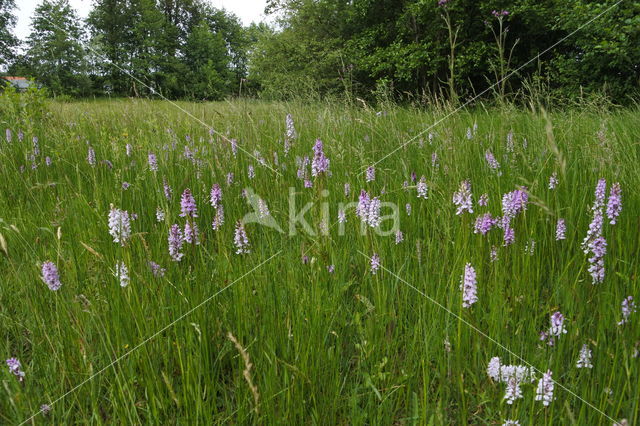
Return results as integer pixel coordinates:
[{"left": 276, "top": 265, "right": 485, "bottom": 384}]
[{"left": 0, "top": 97, "right": 638, "bottom": 424}]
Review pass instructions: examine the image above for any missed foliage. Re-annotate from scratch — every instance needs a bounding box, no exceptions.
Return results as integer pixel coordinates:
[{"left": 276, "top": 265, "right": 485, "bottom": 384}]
[
  {"left": 255, "top": 0, "right": 639, "bottom": 104},
  {"left": 0, "top": 0, "right": 18, "bottom": 69},
  {"left": 13, "top": 0, "right": 91, "bottom": 96},
  {"left": 88, "top": 0, "right": 245, "bottom": 99}
]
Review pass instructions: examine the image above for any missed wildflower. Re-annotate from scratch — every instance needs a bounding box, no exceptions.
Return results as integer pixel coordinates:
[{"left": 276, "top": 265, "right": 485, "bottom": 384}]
[
  {"left": 6, "top": 358, "right": 25, "bottom": 381},
  {"left": 337, "top": 209, "right": 346, "bottom": 223},
  {"left": 452, "top": 180, "right": 473, "bottom": 215},
  {"left": 179, "top": 188, "right": 198, "bottom": 218},
  {"left": 492, "top": 9, "right": 510, "bottom": 17},
  {"left": 5, "top": 128, "right": 11, "bottom": 143},
  {"left": 41, "top": 261, "right": 62, "bottom": 291},
  {"left": 122, "top": 182, "right": 130, "bottom": 190},
  {"left": 285, "top": 114, "right": 297, "bottom": 145},
  {"left": 168, "top": 224, "right": 184, "bottom": 261},
  {"left": 488, "top": 358, "right": 535, "bottom": 404},
  {"left": 370, "top": 253, "right": 381, "bottom": 274},
  {"left": 45, "top": 156, "right": 52, "bottom": 166},
  {"left": 230, "top": 138, "right": 238, "bottom": 156},
  {"left": 296, "top": 156, "right": 309, "bottom": 180},
  {"left": 365, "top": 165, "right": 375, "bottom": 182},
  {"left": 582, "top": 179, "right": 607, "bottom": 254},
  {"left": 556, "top": 218, "right": 566, "bottom": 240},
  {"left": 539, "top": 331, "right": 553, "bottom": 346},
  {"left": 502, "top": 188, "right": 528, "bottom": 219},
  {"left": 156, "top": 207, "right": 165, "bottom": 222},
  {"left": 548, "top": 172, "right": 558, "bottom": 189},
  {"left": 258, "top": 198, "right": 270, "bottom": 218},
  {"left": 163, "top": 178, "right": 172, "bottom": 200},
  {"left": 226, "top": 172, "right": 234, "bottom": 185},
  {"left": 126, "top": 143, "right": 132, "bottom": 156},
  {"left": 535, "top": 370, "right": 554, "bottom": 406},
  {"left": 504, "top": 377, "right": 523, "bottom": 404},
  {"left": 148, "top": 152, "right": 158, "bottom": 171},
  {"left": 549, "top": 311, "right": 567, "bottom": 337},
  {"left": 487, "top": 357, "right": 501, "bottom": 381},
  {"left": 474, "top": 213, "right": 496, "bottom": 236},
  {"left": 210, "top": 184, "right": 222, "bottom": 207},
  {"left": 184, "top": 221, "right": 200, "bottom": 245},
  {"left": 318, "top": 219, "right": 328, "bottom": 234},
  {"left": 485, "top": 150, "right": 501, "bottom": 173},
  {"left": 311, "top": 139, "right": 330, "bottom": 177},
  {"left": 587, "top": 236, "right": 606, "bottom": 284},
  {"left": 40, "top": 404, "right": 51, "bottom": 415},
  {"left": 344, "top": 183, "right": 351, "bottom": 197},
  {"left": 576, "top": 344, "right": 593, "bottom": 368},
  {"left": 108, "top": 207, "right": 131, "bottom": 246},
  {"left": 304, "top": 179, "right": 313, "bottom": 188},
  {"left": 234, "top": 221, "right": 250, "bottom": 254},
  {"left": 478, "top": 193, "right": 488, "bottom": 206},
  {"left": 606, "top": 182, "right": 622, "bottom": 224},
  {"left": 460, "top": 263, "right": 478, "bottom": 307},
  {"left": 365, "top": 197, "right": 381, "bottom": 227},
  {"left": 32, "top": 136, "right": 39, "bottom": 156},
  {"left": 417, "top": 176, "right": 428, "bottom": 199},
  {"left": 114, "top": 261, "right": 129, "bottom": 287},
  {"left": 395, "top": 230, "right": 404, "bottom": 244},
  {"left": 431, "top": 152, "right": 439, "bottom": 168},
  {"left": 211, "top": 205, "right": 225, "bottom": 230},
  {"left": 410, "top": 172, "right": 417, "bottom": 183},
  {"left": 506, "top": 130, "right": 514, "bottom": 152},
  {"left": 617, "top": 296, "right": 636, "bottom": 326},
  {"left": 502, "top": 219, "right": 515, "bottom": 246},
  {"left": 490, "top": 246, "right": 498, "bottom": 262},
  {"left": 87, "top": 147, "right": 96, "bottom": 166},
  {"left": 247, "top": 164, "right": 255, "bottom": 180},
  {"left": 466, "top": 127, "right": 472, "bottom": 139},
  {"left": 254, "top": 150, "right": 266, "bottom": 167},
  {"left": 503, "top": 421, "right": 520, "bottom": 426},
  {"left": 148, "top": 261, "right": 166, "bottom": 277},
  {"left": 356, "top": 190, "right": 370, "bottom": 219},
  {"left": 594, "top": 178, "right": 607, "bottom": 207},
  {"left": 405, "top": 203, "right": 411, "bottom": 216},
  {"left": 524, "top": 239, "right": 535, "bottom": 256}
]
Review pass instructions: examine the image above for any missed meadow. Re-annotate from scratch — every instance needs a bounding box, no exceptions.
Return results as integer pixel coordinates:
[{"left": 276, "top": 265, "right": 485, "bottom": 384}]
[{"left": 0, "top": 96, "right": 638, "bottom": 424}]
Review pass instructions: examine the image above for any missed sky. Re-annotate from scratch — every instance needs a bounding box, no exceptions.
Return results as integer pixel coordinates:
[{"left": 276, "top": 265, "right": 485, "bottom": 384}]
[{"left": 14, "top": 0, "right": 268, "bottom": 40}]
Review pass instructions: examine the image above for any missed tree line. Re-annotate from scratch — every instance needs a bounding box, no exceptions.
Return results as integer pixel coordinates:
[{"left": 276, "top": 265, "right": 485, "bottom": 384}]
[{"left": 1, "top": 0, "right": 638, "bottom": 103}]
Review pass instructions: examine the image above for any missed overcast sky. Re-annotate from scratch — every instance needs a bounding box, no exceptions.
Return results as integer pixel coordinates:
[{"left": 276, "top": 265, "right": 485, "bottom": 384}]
[{"left": 14, "top": 0, "right": 268, "bottom": 40}]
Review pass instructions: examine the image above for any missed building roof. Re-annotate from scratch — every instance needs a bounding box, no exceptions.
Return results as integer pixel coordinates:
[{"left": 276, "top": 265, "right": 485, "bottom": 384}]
[{"left": 1, "top": 76, "right": 34, "bottom": 90}]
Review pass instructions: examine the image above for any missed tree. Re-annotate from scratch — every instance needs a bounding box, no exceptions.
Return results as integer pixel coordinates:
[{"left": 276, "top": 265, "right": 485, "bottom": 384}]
[
  {"left": 22, "top": 0, "right": 90, "bottom": 95},
  {"left": 0, "top": 0, "right": 19, "bottom": 70},
  {"left": 183, "top": 20, "right": 230, "bottom": 99}
]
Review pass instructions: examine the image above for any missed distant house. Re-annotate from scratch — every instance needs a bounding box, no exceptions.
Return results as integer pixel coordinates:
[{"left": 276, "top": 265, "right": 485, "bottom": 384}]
[{"left": 1, "top": 77, "right": 36, "bottom": 91}]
